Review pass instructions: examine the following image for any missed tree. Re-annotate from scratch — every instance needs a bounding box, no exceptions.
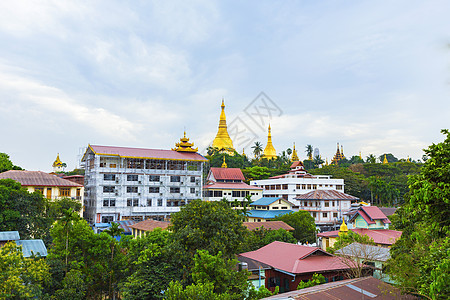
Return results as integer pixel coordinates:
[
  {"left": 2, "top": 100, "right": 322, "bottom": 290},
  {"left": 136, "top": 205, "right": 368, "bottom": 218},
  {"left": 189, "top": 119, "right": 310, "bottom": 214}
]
[
  {"left": 169, "top": 200, "right": 248, "bottom": 282},
  {"left": 0, "top": 152, "right": 21, "bottom": 172},
  {"left": 243, "top": 227, "right": 296, "bottom": 252},
  {"left": 252, "top": 142, "right": 263, "bottom": 159},
  {"left": 313, "top": 155, "right": 324, "bottom": 168},
  {"left": 0, "top": 241, "right": 49, "bottom": 298},
  {"left": 242, "top": 166, "right": 271, "bottom": 182},
  {"left": 120, "top": 228, "right": 179, "bottom": 299},
  {"left": 274, "top": 211, "right": 316, "bottom": 244},
  {"left": 0, "top": 179, "right": 51, "bottom": 241},
  {"left": 297, "top": 273, "right": 325, "bottom": 290},
  {"left": 326, "top": 231, "right": 376, "bottom": 254},
  {"left": 286, "top": 148, "right": 292, "bottom": 156},
  {"left": 388, "top": 129, "right": 450, "bottom": 299},
  {"left": 366, "top": 154, "right": 376, "bottom": 164},
  {"left": 379, "top": 153, "right": 398, "bottom": 163},
  {"left": 305, "top": 145, "right": 313, "bottom": 160}
]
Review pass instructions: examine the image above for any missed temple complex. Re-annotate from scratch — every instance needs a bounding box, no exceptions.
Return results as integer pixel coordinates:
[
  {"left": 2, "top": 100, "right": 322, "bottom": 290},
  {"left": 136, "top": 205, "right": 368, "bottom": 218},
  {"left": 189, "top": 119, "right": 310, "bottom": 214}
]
[
  {"left": 212, "top": 100, "right": 235, "bottom": 155},
  {"left": 331, "top": 143, "right": 345, "bottom": 165},
  {"left": 261, "top": 124, "right": 277, "bottom": 160}
]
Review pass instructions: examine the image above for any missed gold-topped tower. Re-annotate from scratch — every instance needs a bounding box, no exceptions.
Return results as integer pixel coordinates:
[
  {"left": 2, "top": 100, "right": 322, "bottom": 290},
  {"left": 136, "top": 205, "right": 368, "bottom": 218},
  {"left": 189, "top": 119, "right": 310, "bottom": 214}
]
[
  {"left": 331, "top": 143, "right": 345, "bottom": 165},
  {"left": 261, "top": 124, "right": 277, "bottom": 160},
  {"left": 383, "top": 154, "right": 388, "bottom": 164},
  {"left": 173, "top": 131, "right": 198, "bottom": 152},
  {"left": 291, "top": 143, "right": 299, "bottom": 161},
  {"left": 212, "top": 99, "right": 235, "bottom": 155},
  {"left": 221, "top": 156, "right": 228, "bottom": 168},
  {"left": 52, "top": 153, "right": 63, "bottom": 172},
  {"left": 338, "top": 220, "right": 348, "bottom": 236}
]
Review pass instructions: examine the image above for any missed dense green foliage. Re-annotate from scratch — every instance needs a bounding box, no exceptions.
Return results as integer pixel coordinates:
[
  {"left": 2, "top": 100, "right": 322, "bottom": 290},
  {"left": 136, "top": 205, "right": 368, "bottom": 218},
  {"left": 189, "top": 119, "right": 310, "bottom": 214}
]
[
  {"left": 326, "top": 231, "right": 376, "bottom": 254},
  {"left": 274, "top": 211, "right": 316, "bottom": 243},
  {"left": 0, "top": 152, "right": 22, "bottom": 172},
  {"left": 243, "top": 228, "right": 296, "bottom": 252},
  {"left": 297, "top": 273, "right": 326, "bottom": 290},
  {"left": 0, "top": 241, "right": 49, "bottom": 299},
  {"left": 388, "top": 129, "right": 450, "bottom": 299}
]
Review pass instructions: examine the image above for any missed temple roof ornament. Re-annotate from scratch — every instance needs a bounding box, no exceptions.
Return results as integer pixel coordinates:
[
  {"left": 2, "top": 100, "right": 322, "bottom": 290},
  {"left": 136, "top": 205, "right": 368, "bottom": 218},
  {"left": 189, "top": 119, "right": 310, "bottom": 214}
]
[
  {"left": 221, "top": 156, "right": 227, "bottom": 168},
  {"left": 261, "top": 124, "right": 277, "bottom": 160},
  {"left": 212, "top": 99, "right": 235, "bottom": 155},
  {"left": 53, "top": 153, "right": 63, "bottom": 167},
  {"left": 172, "top": 131, "right": 198, "bottom": 152},
  {"left": 339, "top": 220, "right": 348, "bottom": 236},
  {"left": 383, "top": 154, "right": 388, "bottom": 164},
  {"left": 291, "top": 143, "right": 299, "bottom": 162},
  {"left": 331, "top": 143, "right": 345, "bottom": 165}
]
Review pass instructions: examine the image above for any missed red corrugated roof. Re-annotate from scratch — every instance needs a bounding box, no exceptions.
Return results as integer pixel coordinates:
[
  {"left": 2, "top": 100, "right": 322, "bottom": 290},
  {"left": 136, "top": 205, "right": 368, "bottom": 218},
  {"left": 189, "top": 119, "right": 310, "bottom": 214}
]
[
  {"left": 243, "top": 221, "right": 294, "bottom": 231},
  {"left": 317, "top": 229, "right": 402, "bottom": 245},
  {"left": 356, "top": 209, "right": 376, "bottom": 224},
  {"left": 0, "top": 171, "right": 83, "bottom": 187},
  {"left": 361, "top": 206, "right": 391, "bottom": 223},
  {"left": 295, "top": 190, "right": 359, "bottom": 200},
  {"left": 203, "top": 182, "right": 261, "bottom": 190},
  {"left": 86, "top": 145, "right": 207, "bottom": 161},
  {"left": 210, "top": 167, "right": 245, "bottom": 181},
  {"left": 239, "top": 241, "right": 353, "bottom": 274}
]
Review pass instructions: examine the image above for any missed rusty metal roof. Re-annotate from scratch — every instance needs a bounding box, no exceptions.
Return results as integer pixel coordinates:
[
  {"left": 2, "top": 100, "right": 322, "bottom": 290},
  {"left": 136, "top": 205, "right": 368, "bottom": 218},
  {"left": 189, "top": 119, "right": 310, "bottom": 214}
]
[
  {"left": 210, "top": 167, "right": 246, "bottom": 181},
  {"left": 128, "top": 219, "right": 170, "bottom": 231},
  {"left": 263, "top": 276, "right": 418, "bottom": 299},
  {"left": 243, "top": 221, "right": 294, "bottom": 231},
  {"left": 0, "top": 170, "right": 83, "bottom": 187},
  {"left": 295, "top": 190, "right": 359, "bottom": 201}
]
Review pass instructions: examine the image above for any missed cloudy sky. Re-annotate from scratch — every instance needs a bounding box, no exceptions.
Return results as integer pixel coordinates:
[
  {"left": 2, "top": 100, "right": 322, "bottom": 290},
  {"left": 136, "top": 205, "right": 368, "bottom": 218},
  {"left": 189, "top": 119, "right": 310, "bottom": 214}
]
[{"left": 1, "top": 0, "right": 449, "bottom": 171}]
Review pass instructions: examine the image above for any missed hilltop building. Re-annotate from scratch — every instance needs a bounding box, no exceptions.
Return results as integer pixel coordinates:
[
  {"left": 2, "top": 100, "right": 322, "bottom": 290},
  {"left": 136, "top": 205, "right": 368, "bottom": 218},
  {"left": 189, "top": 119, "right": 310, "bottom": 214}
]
[
  {"left": 331, "top": 143, "right": 345, "bottom": 165},
  {"left": 0, "top": 170, "right": 83, "bottom": 215},
  {"left": 81, "top": 132, "right": 207, "bottom": 224},
  {"left": 291, "top": 143, "right": 299, "bottom": 161},
  {"left": 261, "top": 124, "right": 277, "bottom": 160},
  {"left": 250, "top": 161, "right": 345, "bottom": 204},
  {"left": 212, "top": 100, "right": 235, "bottom": 155},
  {"left": 203, "top": 165, "right": 262, "bottom": 203},
  {"left": 52, "top": 153, "right": 64, "bottom": 172}
]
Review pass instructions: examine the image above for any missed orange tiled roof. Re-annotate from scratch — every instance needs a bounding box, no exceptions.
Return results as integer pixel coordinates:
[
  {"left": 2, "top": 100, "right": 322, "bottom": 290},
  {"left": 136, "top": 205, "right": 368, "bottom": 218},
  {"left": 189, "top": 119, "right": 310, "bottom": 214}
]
[{"left": 243, "top": 221, "right": 294, "bottom": 231}]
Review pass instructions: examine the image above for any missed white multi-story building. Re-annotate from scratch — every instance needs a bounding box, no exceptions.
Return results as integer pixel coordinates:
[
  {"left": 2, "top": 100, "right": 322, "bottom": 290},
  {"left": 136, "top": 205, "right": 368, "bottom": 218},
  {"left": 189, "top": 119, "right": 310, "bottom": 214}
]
[
  {"left": 81, "top": 134, "right": 207, "bottom": 224},
  {"left": 250, "top": 161, "right": 345, "bottom": 205}
]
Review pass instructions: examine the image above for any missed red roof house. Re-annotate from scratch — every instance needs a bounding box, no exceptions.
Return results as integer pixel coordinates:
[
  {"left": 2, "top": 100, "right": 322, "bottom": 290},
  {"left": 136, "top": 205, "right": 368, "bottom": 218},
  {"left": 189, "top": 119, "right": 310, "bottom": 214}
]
[{"left": 238, "top": 241, "right": 361, "bottom": 293}]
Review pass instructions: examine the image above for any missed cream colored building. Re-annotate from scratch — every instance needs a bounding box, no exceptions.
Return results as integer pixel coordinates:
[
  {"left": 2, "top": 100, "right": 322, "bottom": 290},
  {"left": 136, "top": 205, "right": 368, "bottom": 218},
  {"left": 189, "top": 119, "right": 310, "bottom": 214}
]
[
  {"left": 0, "top": 170, "right": 84, "bottom": 215},
  {"left": 247, "top": 197, "right": 294, "bottom": 222}
]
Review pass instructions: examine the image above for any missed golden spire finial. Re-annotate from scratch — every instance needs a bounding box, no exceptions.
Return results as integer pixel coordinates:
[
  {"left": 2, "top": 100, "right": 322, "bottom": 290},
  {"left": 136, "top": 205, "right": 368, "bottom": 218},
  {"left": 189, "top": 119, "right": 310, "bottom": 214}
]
[
  {"left": 339, "top": 219, "right": 348, "bottom": 236},
  {"left": 242, "top": 148, "right": 246, "bottom": 157},
  {"left": 262, "top": 123, "right": 277, "bottom": 160},
  {"left": 383, "top": 154, "right": 388, "bottom": 164},
  {"left": 221, "top": 156, "right": 227, "bottom": 168},
  {"left": 359, "top": 151, "right": 362, "bottom": 159},
  {"left": 291, "top": 142, "right": 299, "bottom": 161},
  {"left": 212, "top": 99, "right": 235, "bottom": 154}
]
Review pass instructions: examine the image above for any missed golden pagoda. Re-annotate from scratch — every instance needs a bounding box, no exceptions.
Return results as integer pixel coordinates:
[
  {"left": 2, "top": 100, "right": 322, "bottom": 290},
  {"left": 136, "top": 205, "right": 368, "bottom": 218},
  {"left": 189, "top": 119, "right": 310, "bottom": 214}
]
[
  {"left": 242, "top": 148, "right": 246, "bottom": 157},
  {"left": 52, "top": 153, "right": 63, "bottom": 172},
  {"left": 291, "top": 143, "right": 299, "bottom": 161},
  {"left": 359, "top": 151, "right": 362, "bottom": 160},
  {"left": 383, "top": 154, "right": 388, "bottom": 164},
  {"left": 221, "top": 156, "right": 227, "bottom": 168},
  {"left": 172, "top": 132, "right": 198, "bottom": 152},
  {"left": 331, "top": 143, "right": 345, "bottom": 165},
  {"left": 261, "top": 124, "right": 277, "bottom": 160},
  {"left": 212, "top": 99, "right": 235, "bottom": 155},
  {"left": 338, "top": 219, "right": 348, "bottom": 237}
]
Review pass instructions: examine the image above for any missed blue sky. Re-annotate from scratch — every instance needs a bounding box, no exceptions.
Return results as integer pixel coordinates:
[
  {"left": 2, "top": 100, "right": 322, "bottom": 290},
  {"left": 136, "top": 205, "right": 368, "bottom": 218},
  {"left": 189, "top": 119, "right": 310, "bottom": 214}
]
[{"left": 0, "top": 0, "right": 449, "bottom": 171}]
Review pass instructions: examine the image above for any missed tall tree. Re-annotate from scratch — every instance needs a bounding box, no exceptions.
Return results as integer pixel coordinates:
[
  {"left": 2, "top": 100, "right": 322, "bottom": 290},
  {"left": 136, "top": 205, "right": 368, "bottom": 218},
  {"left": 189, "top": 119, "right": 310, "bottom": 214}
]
[
  {"left": 388, "top": 129, "right": 450, "bottom": 299},
  {"left": 274, "top": 211, "right": 316, "bottom": 244},
  {"left": 305, "top": 145, "right": 313, "bottom": 160},
  {"left": 0, "top": 152, "right": 21, "bottom": 172},
  {"left": 252, "top": 142, "right": 263, "bottom": 159},
  {"left": 366, "top": 154, "right": 376, "bottom": 164}
]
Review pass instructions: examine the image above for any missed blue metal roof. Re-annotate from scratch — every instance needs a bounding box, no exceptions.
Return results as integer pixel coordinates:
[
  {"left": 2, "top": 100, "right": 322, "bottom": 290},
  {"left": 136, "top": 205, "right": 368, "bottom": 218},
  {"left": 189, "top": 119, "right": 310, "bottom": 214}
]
[
  {"left": 247, "top": 209, "right": 294, "bottom": 219},
  {"left": 250, "top": 197, "right": 283, "bottom": 206},
  {"left": 16, "top": 240, "right": 48, "bottom": 257},
  {"left": 0, "top": 231, "right": 20, "bottom": 241}
]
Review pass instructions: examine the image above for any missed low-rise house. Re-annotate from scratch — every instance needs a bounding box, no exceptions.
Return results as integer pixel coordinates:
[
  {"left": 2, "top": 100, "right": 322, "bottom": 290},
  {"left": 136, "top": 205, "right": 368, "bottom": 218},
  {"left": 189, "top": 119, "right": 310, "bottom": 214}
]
[
  {"left": 128, "top": 219, "right": 170, "bottom": 238},
  {"left": 294, "top": 190, "right": 358, "bottom": 227},
  {"left": 0, "top": 170, "right": 84, "bottom": 215},
  {"left": 238, "top": 241, "right": 361, "bottom": 293},
  {"left": 318, "top": 208, "right": 402, "bottom": 250},
  {"left": 263, "top": 276, "right": 418, "bottom": 300},
  {"left": 243, "top": 221, "right": 294, "bottom": 232},
  {"left": 348, "top": 205, "right": 391, "bottom": 229},
  {"left": 247, "top": 197, "right": 294, "bottom": 222},
  {"left": 0, "top": 231, "right": 47, "bottom": 257},
  {"left": 335, "top": 242, "right": 393, "bottom": 283},
  {"left": 203, "top": 166, "right": 262, "bottom": 204}
]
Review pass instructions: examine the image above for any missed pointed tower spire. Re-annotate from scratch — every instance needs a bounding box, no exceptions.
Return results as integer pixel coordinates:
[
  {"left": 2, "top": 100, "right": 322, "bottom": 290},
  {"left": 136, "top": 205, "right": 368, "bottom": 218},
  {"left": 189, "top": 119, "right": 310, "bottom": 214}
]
[
  {"left": 291, "top": 142, "right": 299, "bottom": 161},
  {"left": 359, "top": 151, "right": 362, "bottom": 159},
  {"left": 212, "top": 99, "right": 235, "bottom": 155},
  {"left": 221, "top": 156, "right": 227, "bottom": 168},
  {"left": 242, "top": 148, "right": 246, "bottom": 157},
  {"left": 339, "top": 219, "right": 348, "bottom": 236},
  {"left": 262, "top": 123, "right": 277, "bottom": 160},
  {"left": 383, "top": 154, "right": 388, "bottom": 164}
]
